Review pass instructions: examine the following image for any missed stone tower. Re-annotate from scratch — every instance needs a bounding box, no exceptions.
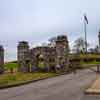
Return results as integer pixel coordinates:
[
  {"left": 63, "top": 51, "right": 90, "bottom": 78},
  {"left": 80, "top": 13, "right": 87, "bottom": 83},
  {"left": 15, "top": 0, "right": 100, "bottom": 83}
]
[
  {"left": 0, "top": 45, "right": 4, "bottom": 74},
  {"left": 55, "top": 35, "right": 69, "bottom": 70},
  {"left": 17, "top": 41, "right": 30, "bottom": 72}
]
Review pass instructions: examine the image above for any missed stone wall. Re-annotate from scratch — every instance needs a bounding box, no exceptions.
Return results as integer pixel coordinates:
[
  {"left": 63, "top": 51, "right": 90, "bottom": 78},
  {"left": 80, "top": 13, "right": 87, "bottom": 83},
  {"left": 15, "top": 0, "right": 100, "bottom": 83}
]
[{"left": 30, "top": 46, "right": 56, "bottom": 71}]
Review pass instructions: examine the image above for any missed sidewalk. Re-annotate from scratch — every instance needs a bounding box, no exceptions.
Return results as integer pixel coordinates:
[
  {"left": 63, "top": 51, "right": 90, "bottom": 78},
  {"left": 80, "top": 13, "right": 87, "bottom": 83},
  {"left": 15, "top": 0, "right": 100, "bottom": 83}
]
[{"left": 85, "top": 74, "right": 100, "bottom": 94}]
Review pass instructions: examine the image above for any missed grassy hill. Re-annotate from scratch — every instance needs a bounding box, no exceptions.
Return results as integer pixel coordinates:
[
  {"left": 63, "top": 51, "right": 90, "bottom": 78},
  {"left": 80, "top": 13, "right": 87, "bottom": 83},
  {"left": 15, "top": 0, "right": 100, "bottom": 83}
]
[{"left": 4, "top": 62, "right": 17, "bottom": 70}]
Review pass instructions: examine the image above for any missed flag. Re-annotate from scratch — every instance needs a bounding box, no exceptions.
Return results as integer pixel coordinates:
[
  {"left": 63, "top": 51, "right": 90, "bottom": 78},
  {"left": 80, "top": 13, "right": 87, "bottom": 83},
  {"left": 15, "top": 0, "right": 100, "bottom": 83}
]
[{"left": 84, "top": 14, "right": 88, "bottom": 24}]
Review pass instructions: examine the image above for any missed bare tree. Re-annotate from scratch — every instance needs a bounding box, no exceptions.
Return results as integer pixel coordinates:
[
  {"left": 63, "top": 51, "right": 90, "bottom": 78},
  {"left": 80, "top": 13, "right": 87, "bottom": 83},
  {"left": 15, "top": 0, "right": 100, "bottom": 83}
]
[
  {"left": 94, "top": 45, "right": 99, "bottom": 53},
  {"left": 48, "top": 37, "right": 57, "bottom": 47},
  {"left": 73, "top": 37, "right": 89, "bottom": 54}
]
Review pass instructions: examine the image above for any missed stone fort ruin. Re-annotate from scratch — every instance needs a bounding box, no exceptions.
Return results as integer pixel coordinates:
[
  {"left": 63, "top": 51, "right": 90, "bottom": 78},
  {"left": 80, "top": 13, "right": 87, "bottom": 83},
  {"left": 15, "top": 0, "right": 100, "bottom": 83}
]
[{"left": 17, "top": 35, "right": 69, "bottom": 72}]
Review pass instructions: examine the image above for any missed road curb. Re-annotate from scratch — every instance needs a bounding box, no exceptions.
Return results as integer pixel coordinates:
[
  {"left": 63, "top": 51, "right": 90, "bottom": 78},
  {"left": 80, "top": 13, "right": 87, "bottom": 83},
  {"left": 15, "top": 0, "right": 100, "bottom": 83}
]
[
  {"left": 0, "top": 72, "right": 69, "bottom": 90},
  {"left": 0, "top": 66, "right": 96, "bottom": 90}
]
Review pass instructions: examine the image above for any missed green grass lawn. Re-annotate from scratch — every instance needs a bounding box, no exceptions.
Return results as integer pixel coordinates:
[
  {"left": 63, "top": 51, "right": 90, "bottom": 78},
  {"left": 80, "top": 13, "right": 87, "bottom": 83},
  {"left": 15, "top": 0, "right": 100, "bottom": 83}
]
[
  {"left": 2, "top": 58, "right": 100, "bottom": 88},
  {"left": 80, "top": 61, "right": 100, "bottom": 69},
  {"left": 0, "top": 72, "right": 57, "bottom": 87},
  {"left": 1, "top": 62, "right": 58, "bottom": 88},
  {"left": 80, "top": 61, "right": 100, "bottom": 65},
  {"left": 4, "top": 62, "right": 17, "bottom": 70},
  {"left": 79, "top": 54, "right": 100, "bottom": 58}
]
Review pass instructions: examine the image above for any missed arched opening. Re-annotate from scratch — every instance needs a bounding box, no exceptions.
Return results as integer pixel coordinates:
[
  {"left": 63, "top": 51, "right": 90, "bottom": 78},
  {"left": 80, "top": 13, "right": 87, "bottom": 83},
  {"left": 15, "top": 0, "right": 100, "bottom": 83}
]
[{"left": 36, "top": 54, "right": 46, "bottom": 71}]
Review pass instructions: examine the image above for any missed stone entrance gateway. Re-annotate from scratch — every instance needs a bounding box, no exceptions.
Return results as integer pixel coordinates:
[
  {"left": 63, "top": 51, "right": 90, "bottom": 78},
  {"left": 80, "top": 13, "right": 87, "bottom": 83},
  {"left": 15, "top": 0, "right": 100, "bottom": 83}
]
[{"left": 17, "top": 35, "right": 69, "bottom": 72}]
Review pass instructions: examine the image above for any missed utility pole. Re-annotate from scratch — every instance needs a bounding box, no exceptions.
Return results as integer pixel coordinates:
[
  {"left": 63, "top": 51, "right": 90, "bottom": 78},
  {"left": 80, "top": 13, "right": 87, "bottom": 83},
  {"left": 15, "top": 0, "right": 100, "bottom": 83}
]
[{"left": 84, "top": 19, "right": 87, "bottom": 53}]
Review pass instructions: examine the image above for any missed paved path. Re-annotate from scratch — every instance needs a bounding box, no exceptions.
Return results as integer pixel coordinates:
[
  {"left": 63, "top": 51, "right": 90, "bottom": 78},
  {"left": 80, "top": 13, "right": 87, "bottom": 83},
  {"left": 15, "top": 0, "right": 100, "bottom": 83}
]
[{"left": 0, "top": 69, "right": 99, "bottom": 100}]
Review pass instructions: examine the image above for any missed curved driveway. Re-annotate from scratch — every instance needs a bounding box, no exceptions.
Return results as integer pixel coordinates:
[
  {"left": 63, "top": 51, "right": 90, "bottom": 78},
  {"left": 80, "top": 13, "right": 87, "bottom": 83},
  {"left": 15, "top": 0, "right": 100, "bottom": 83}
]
[{"left": 0, "top": 69, "right": 98, "bottom": 100}]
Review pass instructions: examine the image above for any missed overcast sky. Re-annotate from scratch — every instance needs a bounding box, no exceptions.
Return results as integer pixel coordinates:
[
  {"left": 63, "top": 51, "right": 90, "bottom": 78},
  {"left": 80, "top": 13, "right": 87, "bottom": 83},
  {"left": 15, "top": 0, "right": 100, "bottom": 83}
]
[{"left": 0, "top": 0, "right": 100, "bottom": 61}]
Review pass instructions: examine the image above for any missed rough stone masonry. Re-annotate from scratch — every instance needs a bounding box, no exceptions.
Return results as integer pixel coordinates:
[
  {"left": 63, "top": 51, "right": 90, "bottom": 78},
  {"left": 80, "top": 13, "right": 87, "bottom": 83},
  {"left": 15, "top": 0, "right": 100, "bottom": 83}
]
[{"left": 17, "top": 35, "right": 69, "bottom": 72}]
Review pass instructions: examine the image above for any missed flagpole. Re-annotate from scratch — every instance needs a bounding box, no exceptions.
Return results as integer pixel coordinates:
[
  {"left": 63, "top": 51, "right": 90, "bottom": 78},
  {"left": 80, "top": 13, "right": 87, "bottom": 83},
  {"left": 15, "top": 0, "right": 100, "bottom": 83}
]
[
  {"left": 84, "top": 19, "right": 87, "bottom": 53},
  {"left": 84, "top": 14, "right": 88, "bottom": 53}
]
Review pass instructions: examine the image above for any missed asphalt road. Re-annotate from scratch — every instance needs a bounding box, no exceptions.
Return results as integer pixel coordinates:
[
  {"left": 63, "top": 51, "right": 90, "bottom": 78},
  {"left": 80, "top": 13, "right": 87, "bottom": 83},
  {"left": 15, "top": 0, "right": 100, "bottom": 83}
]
[{"left": 0, "top": 69, "right": 99, "bottom": 100}]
